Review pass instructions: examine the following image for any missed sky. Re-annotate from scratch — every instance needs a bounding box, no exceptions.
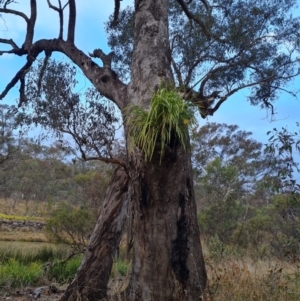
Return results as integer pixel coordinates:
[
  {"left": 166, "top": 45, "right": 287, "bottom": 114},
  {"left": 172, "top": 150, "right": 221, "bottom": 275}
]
[{"left": 0, "top": 0, "right": 300, "bottom": 147}]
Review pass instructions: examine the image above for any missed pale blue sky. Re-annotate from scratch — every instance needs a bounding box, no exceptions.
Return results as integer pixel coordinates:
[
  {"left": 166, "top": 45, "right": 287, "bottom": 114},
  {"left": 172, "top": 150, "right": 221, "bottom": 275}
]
[{"left": 0, "top": 0, "right": 299, "bottom": 146}]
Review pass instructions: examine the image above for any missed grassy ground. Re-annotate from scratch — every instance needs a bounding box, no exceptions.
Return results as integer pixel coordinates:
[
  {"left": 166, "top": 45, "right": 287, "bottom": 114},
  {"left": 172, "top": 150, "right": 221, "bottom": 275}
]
[
  {"left": 206, "top": 256, "right": 300, "bottom": 301},
  {"left": 1, "top": 199, "right": 300, "bottom": 300},
  {"left": 0, "top": 198, "right": 49, "bottom": 242}
]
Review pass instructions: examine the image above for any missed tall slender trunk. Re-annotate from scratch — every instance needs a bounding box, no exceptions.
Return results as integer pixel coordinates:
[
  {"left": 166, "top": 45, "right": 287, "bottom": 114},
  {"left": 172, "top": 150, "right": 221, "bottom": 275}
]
[
  {"left": 122, "top": 1, "right": 207, "bottom": 299},
  {"left": 61, "top": 167, "right": 129, "bottom": 301}
]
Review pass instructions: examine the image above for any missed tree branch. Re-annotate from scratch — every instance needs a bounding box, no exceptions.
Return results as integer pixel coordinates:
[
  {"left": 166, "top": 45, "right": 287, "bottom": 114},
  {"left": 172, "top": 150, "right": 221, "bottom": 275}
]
[
  {"left": 175, "top": 0, "right": 213, "bottom": 39},
  {"left": 22, "top": 0, "right": 37, "bottom": 50},
  {"left": 37, "top": 53, "right": 52, "bottom": 95},
  {"left": 0, "top": 38, "right": 19, "bottom": 50},
  {"left": 0, "top": 39, "right": 127, "bottom": 109},
  {"left": 0, "top": 59, "right": 33, "bottom": 102},
  {"left": 67, "top": 0, "right": 76, "bottom": 43},
  {"left": 112, "top": 0, "right": 121, "bottom": 26},
  {"left": 89, "top": 49, "right": 114, "bottom": 68},
  {"left": 46, "top": 0, "right": 64, "bottom": 39},
  {"left": 0, "top": 7, "right": 29, "bottom": 22}
]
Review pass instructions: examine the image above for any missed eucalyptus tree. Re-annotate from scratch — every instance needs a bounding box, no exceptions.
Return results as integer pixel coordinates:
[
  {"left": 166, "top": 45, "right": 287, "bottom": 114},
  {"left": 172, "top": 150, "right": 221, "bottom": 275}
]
[
  {"left": 0, "top": 104, "right": 18, "bottom": 164},
  {"left": 0, "top": 104, "right": 20, "bottom": 201},
  {"left": 192, "top": 123, "right": 295, "bottom": 199},
  {"left": 1, "top": 1, "right": 300, "bottom": 300}
]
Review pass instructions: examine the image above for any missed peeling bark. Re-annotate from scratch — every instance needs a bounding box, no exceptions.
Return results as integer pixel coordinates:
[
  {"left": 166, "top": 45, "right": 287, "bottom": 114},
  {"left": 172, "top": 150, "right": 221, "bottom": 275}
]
[
  {"left": 124, "top": 146, "right": 207, "bottom": 301},
  {"left": 121, "top": 1, "right": 207, "bottom": 299},
  {"left": 60, "top": 167, "right": 129, "bottom": 301}
]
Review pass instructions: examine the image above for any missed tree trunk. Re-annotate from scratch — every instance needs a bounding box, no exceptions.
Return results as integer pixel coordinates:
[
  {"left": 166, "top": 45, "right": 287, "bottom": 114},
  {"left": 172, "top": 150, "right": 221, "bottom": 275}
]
[
  {"left": 60, "top": 166, "right": 129, "bottom": 301},
  {"left": 123, "top": 146, "right": 207, "bottom": 301},
  {"left": 62, "top": 0, "right": 207, "bottom": 300},
  {"left": 121, "top": 1, "right": 208, "bottom": 300}
]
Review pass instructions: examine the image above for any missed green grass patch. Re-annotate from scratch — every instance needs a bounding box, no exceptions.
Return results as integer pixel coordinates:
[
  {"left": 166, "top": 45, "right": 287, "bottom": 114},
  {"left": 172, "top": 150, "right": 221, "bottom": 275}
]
[
  {"left": 0, "top": 258, "right": 43, "bottom": 288},
  {"left": 0, "top": 213, "right": 45, "bottom": 222},
  {"left": 0, "top": 244, "right": 81, "bottom": 288},
  {"left": 48, "top": 256, "right": 82, "bottom": 283},
  {"left": 0, "top": 245, "right": 69, "bottom": 265},
  {"left": 111, "top": 258, "right": 131, "bottom": 278}
]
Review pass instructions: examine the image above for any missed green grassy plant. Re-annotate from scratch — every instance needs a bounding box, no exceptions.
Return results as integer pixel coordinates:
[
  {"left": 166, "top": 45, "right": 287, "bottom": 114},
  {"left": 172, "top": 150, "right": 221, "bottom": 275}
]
[
  {"left": 0, "top": 245, "right": 80, "bottom": 288},
  {"left": 126, "top": 87, "right": 195, "bottom": 162},
  {"left": 48, "top": 256, "right": 82, "bottom": 283},
  {"left": 0, "top": 246, "right": 69, "bottom": 265},
  {"left": 0, "top": 258, "right": 43, "bottom": 288},
  {"left": 111, "top": 258, "right": 131, "bottom": 278},
  {"left": 0, "top": 213, "right": 45, "bottom": 222}
]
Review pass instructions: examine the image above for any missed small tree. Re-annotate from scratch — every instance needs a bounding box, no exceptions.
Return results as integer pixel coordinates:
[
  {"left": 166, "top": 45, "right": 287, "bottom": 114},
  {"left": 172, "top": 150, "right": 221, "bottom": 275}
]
[
  {"left": 0, "top": 104, "right": 18, "bottom": 164},
  {"left": 46, "top": 202, "right": 95, "bottom": 254}
]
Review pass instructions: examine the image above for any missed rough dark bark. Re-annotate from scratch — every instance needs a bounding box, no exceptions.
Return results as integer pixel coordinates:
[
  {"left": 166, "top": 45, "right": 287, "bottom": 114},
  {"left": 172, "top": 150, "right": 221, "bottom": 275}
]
[
  {"left": 121, "top": 1, "right": 208, "bottom": 300},
  {"left": 124, "top": 146, "right": 208, "bottom": 301},
  {"left": 60, "top": 166, "right": 129, "bottom": 301}
]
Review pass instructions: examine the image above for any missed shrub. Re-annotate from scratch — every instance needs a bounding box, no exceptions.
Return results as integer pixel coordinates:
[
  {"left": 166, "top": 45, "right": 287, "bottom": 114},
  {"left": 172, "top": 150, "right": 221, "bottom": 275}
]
[{"left": 45, "top": 202, "right": 95, "bottom": 253}]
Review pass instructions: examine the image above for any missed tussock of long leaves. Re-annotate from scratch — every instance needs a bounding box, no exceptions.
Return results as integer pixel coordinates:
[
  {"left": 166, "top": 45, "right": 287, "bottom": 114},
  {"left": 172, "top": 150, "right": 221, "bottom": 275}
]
[{"left": 126, "top": 88, "right": 195, "bottom": 162}]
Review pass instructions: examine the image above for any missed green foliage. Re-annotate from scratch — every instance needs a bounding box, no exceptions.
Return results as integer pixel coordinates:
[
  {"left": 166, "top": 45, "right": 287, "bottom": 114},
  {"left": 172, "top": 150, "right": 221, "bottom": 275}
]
[
  {"left": 0, "top": 259, "right": 43, "bottom": 288},
  {"left": 45, "top": 203, "right": 94, "bottom": 252},
  {"left": 0, "top": 246, "right": 67, "bottom": 265},
  {"left": 197, "top": 158, "right": 242, "bottom": 242},
  {"left": 269, "top": 194, "right": 300, "bottom": 260},
  {"left": 265, "top": 124, "right": 300, "bottom": 192},
  {"left": 126, "top": 88, "right": 195, "bottom": 162},
  {"left": 206, "top": 234, "right": 224, "bottom": 260},
  {"left": 48, "top": 256, "right": 82, "bottom": 283},
  {"left": 107, "top": 0, "right": 300, "bottom": 112},
  {"left": 0, "top": 104, "right": 18, "bottom": 165},
  {"left": 0, "top": 246, "right": 81, "bottom": 288}
]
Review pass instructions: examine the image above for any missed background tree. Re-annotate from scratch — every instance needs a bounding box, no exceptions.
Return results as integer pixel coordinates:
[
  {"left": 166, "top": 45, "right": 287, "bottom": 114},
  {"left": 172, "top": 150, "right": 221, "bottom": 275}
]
[
  {"left": 193, "top": 123, "right": 300, "bottom": 259},
  {"left": 0, "top": 104, "right": 19, "bottom": 164},
  {"left": 1, "top": 1, "right": 300, "bottom": 300}
]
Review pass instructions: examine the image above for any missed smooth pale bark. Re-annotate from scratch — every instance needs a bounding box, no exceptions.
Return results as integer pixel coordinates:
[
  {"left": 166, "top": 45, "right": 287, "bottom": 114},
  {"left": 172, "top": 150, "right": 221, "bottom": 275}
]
[{"left": 60, "top": 167, "right": 129, "bottom": 301}]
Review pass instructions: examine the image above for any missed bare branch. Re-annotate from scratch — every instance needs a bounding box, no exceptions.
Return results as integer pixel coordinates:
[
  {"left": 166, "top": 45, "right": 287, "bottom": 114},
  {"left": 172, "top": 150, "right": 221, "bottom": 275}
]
[
  {"left": 0, "top": 7, "right": 29, "bottom": 22},
  {"left": 46, "top": 0, "right": 64, "bottom": 39},
  {"left": 0, "top": 59, "right": 33, "bottom": 101},
  {"left": 171, "top": 58, "right": 183, "bottom": 86},
  {"left": 37, "top": 53, "right": 52, "bottom": 95},
  {"left": 111, "top": 0, "right": 121, "bottom": 26},
  {"left": 22, "top": 0, "right": 37, "bottom": 50},
  {"left": 67, "top": 0, "right": 76, "bottom": 43},
  {"left": 0, "top": 38, "right": 19, "bottom": 50},
  {"left": 83, "top": 155, "right": 127, "bottom": 168}
]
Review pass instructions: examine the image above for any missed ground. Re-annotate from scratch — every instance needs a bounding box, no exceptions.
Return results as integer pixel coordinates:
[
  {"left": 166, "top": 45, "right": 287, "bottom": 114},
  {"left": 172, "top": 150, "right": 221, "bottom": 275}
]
[{"left": 0, "top": 284, "right": 67, "bottom": 301}]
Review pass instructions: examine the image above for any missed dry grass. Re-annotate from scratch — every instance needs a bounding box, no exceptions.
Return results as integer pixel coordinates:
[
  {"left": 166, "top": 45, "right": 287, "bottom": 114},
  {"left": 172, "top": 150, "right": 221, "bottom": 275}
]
[
  {"left": 0, "top": 198, "right": 50, "bottom": 217},
  {"left": 0, "top": 230, "right": 48, "bottom": 242},
  {"left": 206, "top": 257, "right": 300, "bottom": 301},
  {"left": 0, "top": 198, "right": 50, "bottom": 242}
]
